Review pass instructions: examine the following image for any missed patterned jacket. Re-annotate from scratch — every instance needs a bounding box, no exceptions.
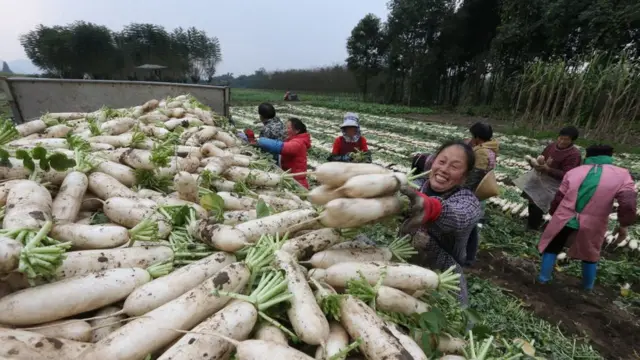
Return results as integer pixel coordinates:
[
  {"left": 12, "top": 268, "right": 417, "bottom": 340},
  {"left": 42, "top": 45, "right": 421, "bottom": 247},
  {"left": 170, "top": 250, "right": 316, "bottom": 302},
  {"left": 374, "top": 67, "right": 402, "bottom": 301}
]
[{"left": 259, "top": 117, "right": 286, "bottom": 141}]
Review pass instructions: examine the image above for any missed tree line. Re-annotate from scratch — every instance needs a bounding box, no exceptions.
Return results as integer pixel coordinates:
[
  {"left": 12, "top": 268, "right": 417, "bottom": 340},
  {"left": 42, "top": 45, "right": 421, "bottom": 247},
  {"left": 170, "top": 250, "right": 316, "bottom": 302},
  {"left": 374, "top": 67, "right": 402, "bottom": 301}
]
[
  {"left": 217, "top": 0, "right": 640, "bottom": 138},
  {"left": 20, "top": 21, "right": 222, "bottom": 83}
]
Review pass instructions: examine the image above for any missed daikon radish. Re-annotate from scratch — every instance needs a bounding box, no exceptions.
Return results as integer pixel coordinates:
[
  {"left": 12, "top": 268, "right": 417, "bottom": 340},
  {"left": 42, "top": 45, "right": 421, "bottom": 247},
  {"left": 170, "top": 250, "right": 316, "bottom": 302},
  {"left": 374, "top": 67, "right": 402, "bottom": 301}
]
[
  {"left": 80, "top": 192, "right": 104, "bottom": 211},
  {"left": 80, "top": 262, "right": 250, "bottom": 360},
  {"left": 41, "top": 123, "right": 73, "bottom": 138},
  {"left": 254, "top": 324, "right": 288, "bottom": 345},
  {"left": 213, "top": 337, "right": 316, "bottom": 360},
  {"left": 95, "top": 160, "right": 136, "bottom": 187},
  {"left": 186, "top": 126, "right": 218, "bottom": 145},
  {"left": 329, "top": 238, "right": 376, "bottom": 250},
  {"left": 0, "top": 179, "right": 23, "bottom": 205},
  {"left": 224, "top": 166, "right": 283, "bottom": 187},
  {"left": 280, "top": 228, "right": 343, "bottom": 259},
  {"left": 7, "top": 137, "right": 69, "bottom": 149},
  {"left": 154, "top": 197, "right": 208, "bottom": 219},
  {"left": 90, "top": 306, "right": 127, "bottom": 342},
  {"left": 385, "top": 322, "right": 428, "bottom": 360},
  {"left": 0, "top": 268, "right": 151, "bottom": 326},
  {"left": 308, "top": 185, "right": 343, "bottom": 206},
  {"left": 338, "top": 295, "right": 411, "bottom": 360},
  {"left": 158, "top": 299, "right": 257, "bottom": 360},
  {"left": 259, "top": 194, "right": 307, "bottom": 212},
  {"left": 201, "top": 142, "right": 228, "bottom": 158},
  {"left": 223, "top": 210, "right": 257, "bottom": 225},
  {"left": 55, "top": 246, "right": 174, "bottom": 279},
  {"left": 88, "top": 172, "right": 137, "bottom": 199},
  {"left": 51, "top": 171, "right": 88, "bottom": 224},
  {"left": 27, "top": 319, "right": 92, "bottom": 342},
  {"left": 119, "top": 148, "right": 156, "bottom": 170},
  {"left": 139, "top": 113, "right": 169, "bottom": 124},
  {"left": 47, "top": 112, "right": 86, "bottom": 121},
  {"left": 0, "top": 157, "right": 31, "bottom": 180},
  {"left": 103, "top": 197, "right": 154, "bottom": 228},
  {"left": 123, "top": 252, "right": 236, "bottom": 316},
  {"left": 218, "top": 191, "right": 257, "bottom": 210},
  {"left": 315, "top": 321, "right": 349, "bottom": 360},
  {"left": 275, "top": 250, "right": 329, "bottom": 345},
  {"left": 100, "top": 117, "right": 136, "bottom": 135},
  {"left": 16, "top": 119, "right": 47, "bottom": 136},
  {"left": 173, "top": 171, "right": 198, "bottom": 202},
  {"left": 309, "top": 262, "right": 460, "bottom": 293},
  {"left": 320, "top": 197, "right": 402, "bottom": 229},
  {"left": 0, "top": 328, "right": 94, "bottom": 360},
  {"left": 157, "top": 155, "right": 200, "bottom": 176},
  {"left": 0, "top": 237, "right": 22, "bottom": 273},
  {"left": 336, "top": 173, "right": 408, "bottom": 198},
  {"left": 50, "top": 223, "right": 135, "bottom": 249},
  {"left": 3, "top": 180, "right": 52, "bottom": 230},
  {"left": 214, "top": 130, "right": 238, "bottom": 147},
  {"left": 212, "top": 178, "right": 237, "bottom": 192},
  {"left": 202, "top": 156, "right": 232, "bottom": 176},
  {"left": 313, "top": 162, "right": 391, "bottom": 188},
  {"left": 306, "top": 237, "right": 415, "bottom": 268}
]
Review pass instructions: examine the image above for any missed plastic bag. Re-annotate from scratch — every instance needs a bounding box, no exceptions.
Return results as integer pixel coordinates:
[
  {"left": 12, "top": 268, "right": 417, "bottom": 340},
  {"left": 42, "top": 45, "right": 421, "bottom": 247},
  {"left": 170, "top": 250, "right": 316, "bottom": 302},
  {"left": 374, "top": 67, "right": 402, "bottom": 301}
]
[{"left": 513, "top": 170, "right": 561, "bottom": 213}]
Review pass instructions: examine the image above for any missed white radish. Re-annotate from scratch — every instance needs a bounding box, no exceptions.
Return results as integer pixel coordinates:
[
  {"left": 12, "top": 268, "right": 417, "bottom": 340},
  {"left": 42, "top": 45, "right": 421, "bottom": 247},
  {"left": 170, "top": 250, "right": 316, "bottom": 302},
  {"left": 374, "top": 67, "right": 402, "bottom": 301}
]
[
  {"left": 212, "top": 179, "right": 237, "bottom": 192},
  {"left": 218, "top": 191, "right": 257, "bottom": 210},
  {"left": 51, "top": 171, "right": 88, "bottom": 224},
  {"left": 55, "top": 246, "right": 174, "bottom": 280},
  {"left": 80, "top": 262, "right": 250, "bottom": 360},
  {"left": 0, "top": 328, "right": 94, "bottom": 360},
  {"left": 307, "top": 248, "right": 392, "bottom": 269},
  {"left": 214, "top": 130, "right": 238, "bottom": 147},
  {"left": 0, "top": 157, "right": 31, "bottom": 180},
  {"left": 153, "top": 197, "right": 208, "bottom": 219},
  {"left": 41, "top": 123, "right": 73, "bottom": 138},
  {"left": 88, "top": 172, "right": 137, "bottom": 199},
  {"left": 329, "top": 238, "right": 376, "bottom": 250},
  {"left": 227, "top": 338, "right": 316, "bottom": 360},
  {"left": 90, "top": 305, "right": 127, "bottom": 343},
  {"left": 16, "top": 119, "right": 47, "bottom": 136},
  {"left": 103, "top": 197, "right": 154, "bottom": 228},
  {"left": 308, "top": 185, "right": 343, "bottom": 206},
  {"left": 338, "top": 295, "right": 412, "bottom": 360},
  {"left": 100, "top": 117, "right": 136, "bottom": 135},
  {"left": 7, "top": 137, "right": 69, "bottom": 149},
  {"left": 314, "top": 162, "right": 392, "bottom": 188},
  {"left": 173, "top": 171, "right": 198, "bottom": 202},
  {"left": 253, "top": 324, "right": 288, "bottom": 346},
  {"left": 320, "top": 197, "right": 402, "bottom": 229},
  {"left": 0, "top": 179, "right": 23, "bottom": 205},
  {"left": 27, "top": 319, "right": 93, "bottom": 342},
  {"left": 224, "top": 210, "right": 257, "bottom": 225},
  {"left": 375, "top": 285, "right": 429, "bottom": 315},
  {"left": 259, "top": 195, "right": 307, "bottom": 212},
  {"left": 201, "top": 142, "right": 228, "bottom": 158},
  {"left": 315, "top": 321, "right": 349, "bottom": 360},
  {"left": 337, "top": 173, "right": 408, "bottom": 198},
  {"left": 275, "top": 250, "right": 329, "bottom": 345},
  {"left": 224, "top": 166, "right": 282, "bottom": 187},
  {"left": 95, "top": 161, "right": 136, "bottom": 187},
  {"left": 0, "top": 237, "right": 22, "bottom": 273},
  {"left": 187, "top": 126, "right": 218, "bottom": 145},
  {"left": 123, "top": 252, "right": 236, "bottom": 316},
  {"left": 280, "top": 228, "right": 343, "bottom": 259},
  {"left": 203, "top": 156, "right": 232, "bottom": 176},
  {"left": 0, "top": 268, "right": 151, "bottom": 326},
  {"left": 309, "top": 262, "right": 447, "bottom": 293},
  {"left": 385, "top": 322, "right": 428, "bottom": 360},
  {"left": 3, "top": 180, "right": 52, "bottom": 230},
  {"left": 139, "top": 113, "right": 169, "bottom": 124},
  {"left": 157, "top": 299, "right": 257, "bottom": 360},
  {"left": 80, "top": 192, "right": 104, "bottom": 211},
  {"left": 51, "top": 223, "right": 130, "bottom": 249}
]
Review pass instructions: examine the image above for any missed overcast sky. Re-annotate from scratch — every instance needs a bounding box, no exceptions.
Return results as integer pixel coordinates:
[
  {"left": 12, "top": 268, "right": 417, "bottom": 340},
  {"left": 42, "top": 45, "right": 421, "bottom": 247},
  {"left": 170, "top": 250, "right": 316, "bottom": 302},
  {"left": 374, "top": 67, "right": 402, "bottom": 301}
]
[{"left": 0, "top": 0, "right": 389, "bottom": 75}]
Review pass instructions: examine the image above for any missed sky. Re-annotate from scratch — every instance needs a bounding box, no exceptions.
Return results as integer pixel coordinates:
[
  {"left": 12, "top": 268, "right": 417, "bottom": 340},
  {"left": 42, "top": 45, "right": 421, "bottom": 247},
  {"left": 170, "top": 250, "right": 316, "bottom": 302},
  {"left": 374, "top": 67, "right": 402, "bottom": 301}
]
[{"left": 0, "top": 0, "right": 390, "bottom": 75}]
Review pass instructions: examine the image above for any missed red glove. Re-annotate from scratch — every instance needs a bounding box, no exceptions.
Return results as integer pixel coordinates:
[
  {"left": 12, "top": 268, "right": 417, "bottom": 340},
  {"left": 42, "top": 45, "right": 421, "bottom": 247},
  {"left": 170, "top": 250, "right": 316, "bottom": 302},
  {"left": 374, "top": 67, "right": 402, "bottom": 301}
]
[
  {"left": 400, "top": 187, "right": 442, "bottom": 234},
  {"left": 244, "top": 129, "right": 256, "bottom": 144}
]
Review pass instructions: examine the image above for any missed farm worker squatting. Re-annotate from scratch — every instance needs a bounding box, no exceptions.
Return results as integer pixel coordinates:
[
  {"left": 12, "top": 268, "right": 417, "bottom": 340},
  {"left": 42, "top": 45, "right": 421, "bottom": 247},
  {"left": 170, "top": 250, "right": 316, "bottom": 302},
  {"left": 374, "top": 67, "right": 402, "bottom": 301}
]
[
  {"left": 463, "top": 122, "right": 499, "bottom": 266},
  {"left": 327, "top": 113, "right": 372, "bottom": 163},
  {"left": 238, "top": 102, "right": 286, "bottom": 164},
  {"left": 518, "top": 126, "right": 582, "bottom": 231},
  {"left": 537, "top": 144, "right": 637, "bottom": 290},
  {"left": 254, "top": 117, "right": 311, "bottom": 189}
]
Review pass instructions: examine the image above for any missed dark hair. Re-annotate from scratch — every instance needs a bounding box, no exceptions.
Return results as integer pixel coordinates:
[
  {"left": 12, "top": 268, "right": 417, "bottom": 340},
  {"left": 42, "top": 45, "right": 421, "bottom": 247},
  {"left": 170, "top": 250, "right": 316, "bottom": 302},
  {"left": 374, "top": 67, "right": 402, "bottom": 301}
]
[
  {"left": 258, "top": 103, "right": 276, "bottom": 119},
  {"left": 559, "top": 126, "right": 579, "bottom": 141},
  {"left": 469, "top": 122, "right": 493, "bottom": 141},
  {"left": 288, "top": 117, "right": 307, "bottom": 134},
  {"left": 586, "top": 144, "right": 614, "bottom": 158},
  {"left": 411, "top": 153, "right": 430, "bottom": 173},
  {"left": 434, "top": 140, "right": 476, "bottom": 174}
]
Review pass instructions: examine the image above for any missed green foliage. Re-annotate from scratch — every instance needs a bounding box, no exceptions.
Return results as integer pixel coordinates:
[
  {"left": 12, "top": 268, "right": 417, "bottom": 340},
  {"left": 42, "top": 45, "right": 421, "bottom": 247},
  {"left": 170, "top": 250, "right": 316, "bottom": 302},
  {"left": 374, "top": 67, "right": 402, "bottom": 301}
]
[
  {"left": 14, "top": 146, "right": 76, "bottom": 174},
  {"left": 346, "top": 14, "right": 385, "bottom": 97}
]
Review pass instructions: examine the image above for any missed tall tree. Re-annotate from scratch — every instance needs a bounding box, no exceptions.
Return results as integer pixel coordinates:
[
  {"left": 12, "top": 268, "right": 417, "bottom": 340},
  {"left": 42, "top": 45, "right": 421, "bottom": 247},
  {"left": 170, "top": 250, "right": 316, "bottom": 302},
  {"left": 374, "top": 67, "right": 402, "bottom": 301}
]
[{"left": 346, "top": 14, "right": 385, "bottom": 98}]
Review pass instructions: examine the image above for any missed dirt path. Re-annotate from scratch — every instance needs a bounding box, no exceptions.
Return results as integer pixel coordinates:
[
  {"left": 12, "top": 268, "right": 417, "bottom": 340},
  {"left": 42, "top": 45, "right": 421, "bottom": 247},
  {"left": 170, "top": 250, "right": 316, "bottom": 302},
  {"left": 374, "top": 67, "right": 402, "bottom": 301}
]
[{"left": 467, "top": 251, "right": 640, "bottom": 359}]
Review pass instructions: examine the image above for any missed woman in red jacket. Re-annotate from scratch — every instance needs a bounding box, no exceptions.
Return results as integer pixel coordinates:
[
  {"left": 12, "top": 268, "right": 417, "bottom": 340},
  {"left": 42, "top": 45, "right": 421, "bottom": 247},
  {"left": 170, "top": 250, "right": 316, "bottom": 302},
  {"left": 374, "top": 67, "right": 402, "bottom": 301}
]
[
  {"left": 256, "top": 117, "right": 311, "bottom": 188},
  {"left": 328, "top": 113, "right": 372, "bottom": 163}
]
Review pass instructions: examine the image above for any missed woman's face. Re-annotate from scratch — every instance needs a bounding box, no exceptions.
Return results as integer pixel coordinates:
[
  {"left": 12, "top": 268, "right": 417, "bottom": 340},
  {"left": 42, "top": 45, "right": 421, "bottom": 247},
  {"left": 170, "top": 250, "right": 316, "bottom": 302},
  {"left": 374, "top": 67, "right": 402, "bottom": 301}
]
[
  {"left": 429, "top": 145, "right": 469, "bottom": 192},
  {"left": 343, "top": 127, "right": 358, "bottom": 137},
  {"left": 556, "top": 135, "right": 573, "bottom": 149},
  {"left": 286, "top": 121, "right": 297, "bottom": 137}
]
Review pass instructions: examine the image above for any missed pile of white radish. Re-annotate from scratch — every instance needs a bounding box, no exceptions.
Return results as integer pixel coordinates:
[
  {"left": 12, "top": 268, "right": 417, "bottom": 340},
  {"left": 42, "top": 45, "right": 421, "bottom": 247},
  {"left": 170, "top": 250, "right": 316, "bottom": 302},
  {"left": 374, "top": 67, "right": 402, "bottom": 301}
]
[{"left": 0, "top": 97, "right": 532, "bottom": 360}]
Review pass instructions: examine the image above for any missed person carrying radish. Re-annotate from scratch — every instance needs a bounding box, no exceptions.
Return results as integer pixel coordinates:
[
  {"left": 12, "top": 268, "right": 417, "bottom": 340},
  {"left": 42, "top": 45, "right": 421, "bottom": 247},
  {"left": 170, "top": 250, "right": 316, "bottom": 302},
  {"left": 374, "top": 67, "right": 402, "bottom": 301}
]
[
  {"left": 327, "top": 113, "right": 372, "bottom": 163},
  {"left": 397, "top": 141, "right": 482, "bottom": 304},
  {"left": 537, "top": 144, "right": 637, "bottom": 291},
  {"left": 255, "top": 117, "right": 311, "bottom": 189}
]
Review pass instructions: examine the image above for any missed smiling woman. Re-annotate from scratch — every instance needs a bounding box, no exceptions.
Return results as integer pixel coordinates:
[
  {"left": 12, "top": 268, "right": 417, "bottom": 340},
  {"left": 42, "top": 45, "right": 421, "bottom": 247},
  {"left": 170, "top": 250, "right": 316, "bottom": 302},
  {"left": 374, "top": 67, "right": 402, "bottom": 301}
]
[{"left": 401, "top": 140, "right": 482, "bottom": 304}]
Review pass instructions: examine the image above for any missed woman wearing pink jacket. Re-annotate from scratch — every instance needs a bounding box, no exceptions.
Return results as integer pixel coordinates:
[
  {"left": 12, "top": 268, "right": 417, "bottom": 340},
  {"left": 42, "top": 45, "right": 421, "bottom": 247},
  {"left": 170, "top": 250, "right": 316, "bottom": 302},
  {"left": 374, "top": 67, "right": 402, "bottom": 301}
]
[{"left": 537, "top": 144, "right": 637, "bottom": 290}]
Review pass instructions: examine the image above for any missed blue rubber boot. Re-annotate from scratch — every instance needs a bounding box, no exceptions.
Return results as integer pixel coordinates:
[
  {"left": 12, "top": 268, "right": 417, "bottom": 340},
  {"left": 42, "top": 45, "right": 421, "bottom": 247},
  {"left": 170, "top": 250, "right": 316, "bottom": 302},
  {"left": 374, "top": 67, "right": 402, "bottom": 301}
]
[
  {"left": 582, "top": 262, "right": 597, "bottom": 291},
  {"left": 537, "top": 253, "right": 557, "bottom": 283}
]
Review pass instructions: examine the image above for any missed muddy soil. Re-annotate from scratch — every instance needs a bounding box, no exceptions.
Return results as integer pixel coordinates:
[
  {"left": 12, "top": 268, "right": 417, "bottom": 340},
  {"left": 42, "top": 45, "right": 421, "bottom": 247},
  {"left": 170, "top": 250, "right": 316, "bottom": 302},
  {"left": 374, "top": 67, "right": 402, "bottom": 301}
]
[{"left": 467, "top": 250, "right": 640, "bottom": 360}]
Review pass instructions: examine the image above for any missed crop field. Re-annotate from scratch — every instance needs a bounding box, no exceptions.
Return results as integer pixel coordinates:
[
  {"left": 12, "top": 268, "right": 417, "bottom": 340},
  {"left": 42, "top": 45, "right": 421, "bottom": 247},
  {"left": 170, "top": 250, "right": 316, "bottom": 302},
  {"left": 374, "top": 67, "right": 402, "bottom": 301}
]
[{"left": 232, "top": 102, "right": 640, "bottom": 359}]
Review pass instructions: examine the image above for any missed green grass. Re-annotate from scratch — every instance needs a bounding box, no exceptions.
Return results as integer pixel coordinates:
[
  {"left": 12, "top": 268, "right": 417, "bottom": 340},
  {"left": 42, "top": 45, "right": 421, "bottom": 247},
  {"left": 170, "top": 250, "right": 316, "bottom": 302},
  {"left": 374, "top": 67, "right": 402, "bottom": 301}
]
[
  {"left": 231, "top": 88, "right": 436, "bottom": 115},
  {"left": 0, "top": 91, "right": 10, "bottom": 119}
]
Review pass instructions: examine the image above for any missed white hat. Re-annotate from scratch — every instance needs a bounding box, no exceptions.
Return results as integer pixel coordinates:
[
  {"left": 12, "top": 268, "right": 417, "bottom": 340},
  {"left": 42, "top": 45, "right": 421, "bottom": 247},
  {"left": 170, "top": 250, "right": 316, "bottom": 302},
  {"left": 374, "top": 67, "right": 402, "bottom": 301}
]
[
  {"left": 340, "top": 118, "right": 359, "bottom": 128},
  {"left": 343, "top": 112, "right": 359, "bottom": 123}
]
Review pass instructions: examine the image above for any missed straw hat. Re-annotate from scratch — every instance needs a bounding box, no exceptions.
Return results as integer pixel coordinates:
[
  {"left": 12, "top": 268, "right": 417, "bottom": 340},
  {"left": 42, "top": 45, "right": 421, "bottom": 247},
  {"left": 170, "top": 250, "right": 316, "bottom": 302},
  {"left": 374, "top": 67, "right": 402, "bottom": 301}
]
[{"left": 475, "top": 170, "right": 499, "bottom": 201}]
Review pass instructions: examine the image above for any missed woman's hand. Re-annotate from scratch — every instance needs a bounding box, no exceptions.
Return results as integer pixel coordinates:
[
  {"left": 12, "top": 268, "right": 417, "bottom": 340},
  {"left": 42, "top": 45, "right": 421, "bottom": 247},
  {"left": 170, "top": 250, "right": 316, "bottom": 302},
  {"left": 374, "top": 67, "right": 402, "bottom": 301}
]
[
  {"left": 613, "top": 226, "right": 629, "bottom": 244},
  {"left": 399, "top": 186, "right": 426, "bottom": 234}
]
